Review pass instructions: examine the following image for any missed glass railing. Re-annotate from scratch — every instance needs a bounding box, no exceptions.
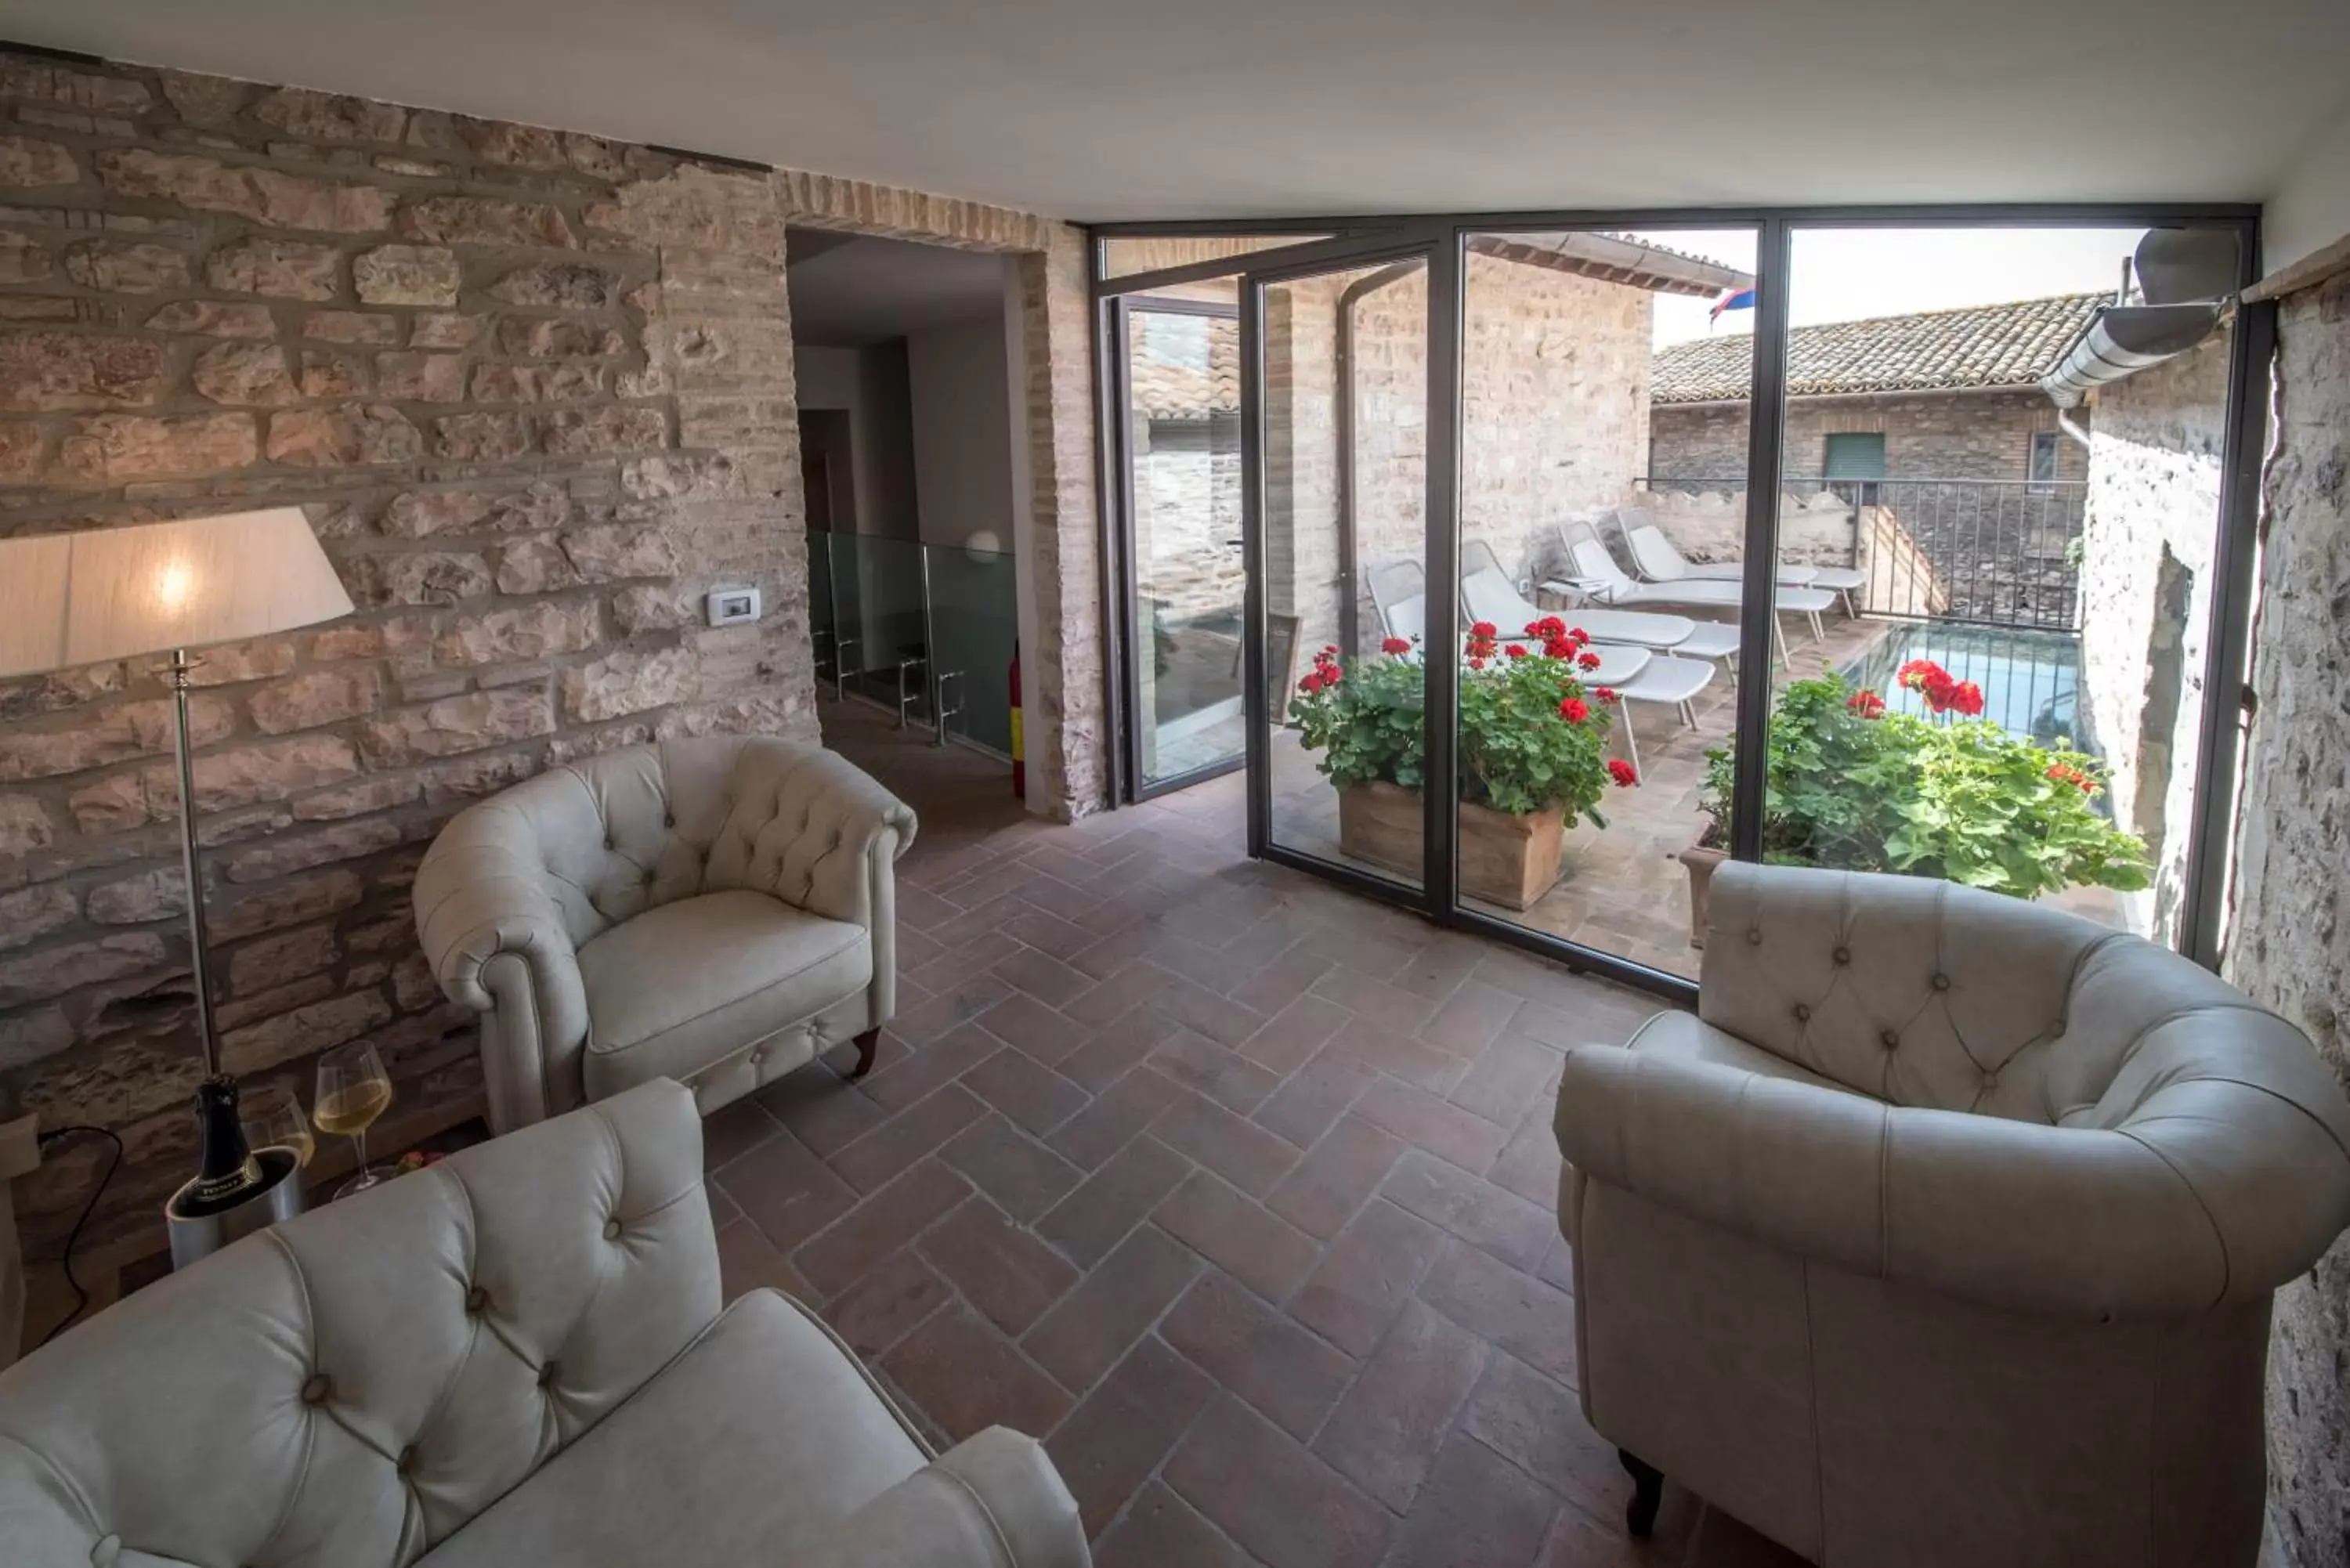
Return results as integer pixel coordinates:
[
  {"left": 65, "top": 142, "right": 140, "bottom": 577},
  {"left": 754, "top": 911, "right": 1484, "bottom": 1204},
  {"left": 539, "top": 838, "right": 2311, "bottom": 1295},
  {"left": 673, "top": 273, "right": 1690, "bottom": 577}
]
[{"left": 807, "top": 529, "right": 1019, "bottom": 756}]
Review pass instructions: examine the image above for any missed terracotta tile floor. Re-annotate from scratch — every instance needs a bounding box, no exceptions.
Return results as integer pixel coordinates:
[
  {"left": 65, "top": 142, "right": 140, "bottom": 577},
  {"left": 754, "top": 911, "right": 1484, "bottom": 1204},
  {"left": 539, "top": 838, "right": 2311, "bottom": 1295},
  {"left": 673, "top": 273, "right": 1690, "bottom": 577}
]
[{"left": 710, "top": 699, "right": 1807, "bottom": 1567}]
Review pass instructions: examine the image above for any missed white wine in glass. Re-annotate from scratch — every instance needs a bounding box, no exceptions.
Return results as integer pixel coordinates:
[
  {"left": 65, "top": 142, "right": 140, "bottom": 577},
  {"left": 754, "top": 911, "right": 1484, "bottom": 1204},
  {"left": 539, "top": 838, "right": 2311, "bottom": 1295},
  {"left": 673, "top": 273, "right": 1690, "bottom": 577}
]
[
  {"left": 315, "top": 1040, "right": 394, "bottom": 1198},
  {"left": 240, "top": 1082, "right": 316, "bottom": 1169}
]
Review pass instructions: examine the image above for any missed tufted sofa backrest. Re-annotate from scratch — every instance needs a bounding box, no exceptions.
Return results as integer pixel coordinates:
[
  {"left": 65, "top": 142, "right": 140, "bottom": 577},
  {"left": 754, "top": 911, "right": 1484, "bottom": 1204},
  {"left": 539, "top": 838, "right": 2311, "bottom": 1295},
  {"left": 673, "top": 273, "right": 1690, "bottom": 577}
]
[
  {"left": 0, "top": 1080, "right": 718, "bottom": 1568},
  {"left": 445, "top": 737, "right": 914, "bottom": 951}
]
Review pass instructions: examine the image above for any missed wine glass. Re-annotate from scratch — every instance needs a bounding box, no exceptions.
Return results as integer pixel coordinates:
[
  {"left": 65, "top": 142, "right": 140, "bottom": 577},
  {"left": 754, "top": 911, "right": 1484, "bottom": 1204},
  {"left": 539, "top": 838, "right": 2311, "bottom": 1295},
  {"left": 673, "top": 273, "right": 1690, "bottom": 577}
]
[
  {"left": 314, "top": 1041, "right": 394, "bottom": 1198},
  {"left": 240, "top": 1082, "right": 316, "bottom": 1170}
]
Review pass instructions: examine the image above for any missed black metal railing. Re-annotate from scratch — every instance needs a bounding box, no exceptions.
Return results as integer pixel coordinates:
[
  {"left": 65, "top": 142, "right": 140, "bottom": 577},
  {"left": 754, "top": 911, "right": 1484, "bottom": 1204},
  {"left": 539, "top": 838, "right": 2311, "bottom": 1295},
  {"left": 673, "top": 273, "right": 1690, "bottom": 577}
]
[{"left": 1641, "top": 473, "right": 2088, "bottom": 629}]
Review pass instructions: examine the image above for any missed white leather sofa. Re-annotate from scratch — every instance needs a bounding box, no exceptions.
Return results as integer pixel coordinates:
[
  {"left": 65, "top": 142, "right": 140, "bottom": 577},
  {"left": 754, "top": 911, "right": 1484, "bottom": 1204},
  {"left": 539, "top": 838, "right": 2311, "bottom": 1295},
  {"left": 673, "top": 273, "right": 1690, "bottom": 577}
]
[
  {"left": 0, "top": 1079, "right": 1087, "bottom": 1568},
  {"left": 1555, "top": 862, "right": 2350, "bottom": 1568},
  {"left": 415, "top": 737, "right": 915, "bottom": 1134}
]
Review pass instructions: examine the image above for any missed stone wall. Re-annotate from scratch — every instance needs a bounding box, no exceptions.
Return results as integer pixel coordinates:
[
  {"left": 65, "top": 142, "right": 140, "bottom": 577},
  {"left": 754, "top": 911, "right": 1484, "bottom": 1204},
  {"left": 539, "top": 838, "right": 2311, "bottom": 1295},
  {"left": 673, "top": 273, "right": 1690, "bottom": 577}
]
[
  {"left": 2074, "top": 327, "right": 2231, "bottom": 942},
  {"left": 1650, "top": 388, "right": 2088, "bottom": 486},
  {"left": 2230, "top": 269, "right": 2350, "bottom": 1568},
  {"left": 0, "top": 50, "right": 1101, "bottom": 1274}
]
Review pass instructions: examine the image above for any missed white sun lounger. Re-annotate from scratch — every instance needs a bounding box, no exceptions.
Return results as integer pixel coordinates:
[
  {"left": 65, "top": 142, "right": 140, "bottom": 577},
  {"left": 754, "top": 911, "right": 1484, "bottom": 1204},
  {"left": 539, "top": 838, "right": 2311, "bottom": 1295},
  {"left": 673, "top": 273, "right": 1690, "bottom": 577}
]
[
  {"left": 1456, "top": 541, "right": 1741, "bottom": 666},
  {"left": 1545, "top": 524, "right": 1835, "bottom": 663},
  {"left": 1614, "top": 507, "right": 1867, "bottom": 617}
]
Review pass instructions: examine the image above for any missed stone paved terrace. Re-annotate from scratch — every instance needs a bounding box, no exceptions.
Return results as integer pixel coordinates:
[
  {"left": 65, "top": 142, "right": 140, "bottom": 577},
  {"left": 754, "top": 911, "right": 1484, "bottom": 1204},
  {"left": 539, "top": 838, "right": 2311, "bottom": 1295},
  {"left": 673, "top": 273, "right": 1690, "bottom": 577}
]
[{"left": 754, "top": 697, "right": 1806, "bottom": 1566}]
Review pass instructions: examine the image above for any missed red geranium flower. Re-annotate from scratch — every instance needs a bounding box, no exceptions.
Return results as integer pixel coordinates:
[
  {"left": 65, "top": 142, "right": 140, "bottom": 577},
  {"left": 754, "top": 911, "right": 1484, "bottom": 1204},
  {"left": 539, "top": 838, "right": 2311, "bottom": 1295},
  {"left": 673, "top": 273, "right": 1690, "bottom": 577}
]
[
  {"left": 1559, "top": 697, "right": 1589, "bottom": 723},
  {"left": 1846, "top": 690, "right": 1885, "bottom": 719},
  {"left": 1593, "top": 687, "right": 1620, "bottom": 704},
  {"left": 1950, "top": 680, "right": 1984, "bottom": 717},
  {"left": 1466, "top": 656, "right": 1487, "bottom": 670},
  {"left": 1470, "top": 620, "right": 1498, "bottom": 638},
  {"left": 1567, "top": 627, "right": 1589, "bottom": 646},
  {"left": 1298, "top": 672, "right": 1322, "bottom": 695},
  {"left": 1321, "top": 662, "right": 1343, "bottom": 685},
  {"left": 1380, "top": 636, "right": 1412, "bottom": 655},
  {"left": 1541, "top": 638, "right": 1574, "bottom": 659},
  {"left": 1506, "top": 644, "right": 1530, "bottom": 659},
  {"left": 1607, "top": 758, "right": 1638, "bottom": 787},
  {"left": 1577, "top": 651, "right": 1601, "bottom": 670}
]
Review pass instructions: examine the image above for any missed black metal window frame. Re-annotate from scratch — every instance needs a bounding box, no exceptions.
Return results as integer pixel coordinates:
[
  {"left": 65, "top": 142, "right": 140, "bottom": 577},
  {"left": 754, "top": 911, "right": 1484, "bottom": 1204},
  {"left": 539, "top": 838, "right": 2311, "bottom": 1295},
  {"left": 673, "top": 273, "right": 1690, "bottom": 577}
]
[{"left": 1089, "top": 204, "right": 2265, "bottom": 1003}]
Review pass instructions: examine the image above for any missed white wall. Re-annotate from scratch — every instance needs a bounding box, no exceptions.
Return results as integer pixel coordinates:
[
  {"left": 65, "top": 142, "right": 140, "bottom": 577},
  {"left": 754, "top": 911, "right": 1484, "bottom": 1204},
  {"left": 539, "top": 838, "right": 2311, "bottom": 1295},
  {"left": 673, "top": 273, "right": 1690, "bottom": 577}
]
[
  {"left": 908, "top": 316, "right": 1016, "bottom": 552},
  {"left": 793, "top": 343, "right": 919, "bottom": 540},
  {"left": 2264, "top": 105, "right": 2350, "bottom": 280}
]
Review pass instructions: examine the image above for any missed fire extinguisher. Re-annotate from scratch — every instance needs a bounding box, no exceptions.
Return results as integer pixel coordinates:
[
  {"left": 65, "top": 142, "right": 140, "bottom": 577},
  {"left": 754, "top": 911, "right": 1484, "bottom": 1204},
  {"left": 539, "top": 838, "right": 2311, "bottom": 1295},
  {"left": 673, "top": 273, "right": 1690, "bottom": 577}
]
[{"left": 1008, "top": 642, "right": 1025, "bottom": 800}]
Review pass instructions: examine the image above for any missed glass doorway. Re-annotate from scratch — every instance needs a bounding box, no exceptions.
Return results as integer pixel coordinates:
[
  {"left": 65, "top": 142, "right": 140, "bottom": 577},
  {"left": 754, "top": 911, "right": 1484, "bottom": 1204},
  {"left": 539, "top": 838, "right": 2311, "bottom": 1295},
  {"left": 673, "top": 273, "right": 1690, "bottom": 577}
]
[{"left": 1112, "top": 291, "right": 1248, "bottom": 793}]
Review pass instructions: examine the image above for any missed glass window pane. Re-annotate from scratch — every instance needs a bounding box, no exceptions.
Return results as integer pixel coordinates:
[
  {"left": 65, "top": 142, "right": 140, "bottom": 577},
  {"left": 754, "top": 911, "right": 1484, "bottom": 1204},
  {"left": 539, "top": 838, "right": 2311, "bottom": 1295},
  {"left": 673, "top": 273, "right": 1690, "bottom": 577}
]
[
  {"left": 1754, "top": 224, "right": 2241, "bottom": 948},
  {"left": 1454, "top": 228, "right": 1759, "bottom": 980},
  {"left": 1264, "top": 259, "right": 1427, "bottom": 888}
]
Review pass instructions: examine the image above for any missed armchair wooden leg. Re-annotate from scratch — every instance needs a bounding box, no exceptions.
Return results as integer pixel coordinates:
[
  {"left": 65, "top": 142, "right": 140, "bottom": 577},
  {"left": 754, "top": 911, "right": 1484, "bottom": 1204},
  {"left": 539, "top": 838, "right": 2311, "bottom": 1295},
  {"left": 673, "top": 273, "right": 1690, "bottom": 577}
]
[
  {"left": 850, "top": 1028, "right": 880, "bottom": 1080},
  {"left": 1619, "top": 1450, "right": 1664, "bottom": 1538}
]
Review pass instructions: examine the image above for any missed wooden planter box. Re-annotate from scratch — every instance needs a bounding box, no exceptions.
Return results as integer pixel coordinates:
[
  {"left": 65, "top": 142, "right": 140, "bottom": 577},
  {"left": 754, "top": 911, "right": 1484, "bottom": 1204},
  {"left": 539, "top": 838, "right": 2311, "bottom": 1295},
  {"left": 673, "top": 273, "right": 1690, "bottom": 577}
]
[{"left": 1336, "top": 780, "right": 1567, "bottom": 911}]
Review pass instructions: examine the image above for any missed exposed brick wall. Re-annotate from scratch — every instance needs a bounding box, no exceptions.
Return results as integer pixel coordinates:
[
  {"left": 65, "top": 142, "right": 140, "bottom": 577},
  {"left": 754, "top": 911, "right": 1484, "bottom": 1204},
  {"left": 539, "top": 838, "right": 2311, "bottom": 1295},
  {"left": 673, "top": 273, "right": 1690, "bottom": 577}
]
[
  {"left": 2230, "top": 269, "right": 2350, "bottom": 1568},
  {"left": 0, "top": 51, "right": 1097, "bottom": 1269},
  {"left": 1650, "top": 388, "right": 2088, "bottom": 485}
]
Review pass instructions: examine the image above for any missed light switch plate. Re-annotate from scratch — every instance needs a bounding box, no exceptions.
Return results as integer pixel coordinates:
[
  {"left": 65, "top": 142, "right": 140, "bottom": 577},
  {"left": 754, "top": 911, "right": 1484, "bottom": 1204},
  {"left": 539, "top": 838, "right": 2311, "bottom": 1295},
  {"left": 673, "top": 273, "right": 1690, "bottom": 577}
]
[{"left": 705, "top": 586, "right": 760, "bottom": 627}]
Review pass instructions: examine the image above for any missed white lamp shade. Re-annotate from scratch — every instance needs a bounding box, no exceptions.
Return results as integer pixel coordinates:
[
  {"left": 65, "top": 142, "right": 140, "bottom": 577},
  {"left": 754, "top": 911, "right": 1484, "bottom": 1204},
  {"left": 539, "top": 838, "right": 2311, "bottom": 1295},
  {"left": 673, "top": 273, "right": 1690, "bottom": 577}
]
[{"left": 0, "top": 508, "right": 354, "bottom": 678}]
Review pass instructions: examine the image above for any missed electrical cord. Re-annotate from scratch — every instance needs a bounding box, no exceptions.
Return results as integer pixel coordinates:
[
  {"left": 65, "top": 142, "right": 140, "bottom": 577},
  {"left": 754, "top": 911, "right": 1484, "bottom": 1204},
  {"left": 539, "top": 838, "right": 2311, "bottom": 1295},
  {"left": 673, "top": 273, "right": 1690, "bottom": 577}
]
[{"left": 32, "top": 1124, "right": 122, "bottom": 1347}]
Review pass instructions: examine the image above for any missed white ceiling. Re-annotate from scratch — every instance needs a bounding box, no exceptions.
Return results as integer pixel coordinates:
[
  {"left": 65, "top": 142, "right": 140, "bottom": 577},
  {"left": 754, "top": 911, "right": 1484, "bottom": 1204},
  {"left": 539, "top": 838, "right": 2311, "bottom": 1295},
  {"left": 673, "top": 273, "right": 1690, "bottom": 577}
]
[
  {"left": 7, "top": 0, "right": 2348, "bottom": 222},
  {"left": 786, "top": 229, "right": 1007, "bottom": 347}
]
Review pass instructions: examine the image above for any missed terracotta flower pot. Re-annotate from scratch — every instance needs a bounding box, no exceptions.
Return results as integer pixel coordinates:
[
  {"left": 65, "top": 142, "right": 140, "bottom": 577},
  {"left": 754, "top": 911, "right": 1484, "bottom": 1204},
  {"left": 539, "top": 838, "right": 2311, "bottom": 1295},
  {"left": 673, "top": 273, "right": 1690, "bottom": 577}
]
[
  {"left": 1678, "top": 842, "right": 1727, "bottom": 948},
  {"left": 1337, "top": 780, "right": 1567, "bottom": 911}
]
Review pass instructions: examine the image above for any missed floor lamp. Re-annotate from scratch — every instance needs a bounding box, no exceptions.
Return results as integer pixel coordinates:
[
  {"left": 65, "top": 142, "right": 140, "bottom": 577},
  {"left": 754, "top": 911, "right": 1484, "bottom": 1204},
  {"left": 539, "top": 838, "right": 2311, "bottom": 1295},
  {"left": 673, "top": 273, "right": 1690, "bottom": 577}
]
[{"left": 0, "top": 510, "right": 355, "bottom": 1266}]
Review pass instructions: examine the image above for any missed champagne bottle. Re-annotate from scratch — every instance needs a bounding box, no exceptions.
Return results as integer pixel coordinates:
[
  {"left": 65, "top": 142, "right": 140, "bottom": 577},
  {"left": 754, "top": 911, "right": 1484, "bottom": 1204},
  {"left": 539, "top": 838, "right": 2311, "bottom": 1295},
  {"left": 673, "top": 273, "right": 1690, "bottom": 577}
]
[{"left": 177, "top": 1075, "right": 266, "bottom": 1215}]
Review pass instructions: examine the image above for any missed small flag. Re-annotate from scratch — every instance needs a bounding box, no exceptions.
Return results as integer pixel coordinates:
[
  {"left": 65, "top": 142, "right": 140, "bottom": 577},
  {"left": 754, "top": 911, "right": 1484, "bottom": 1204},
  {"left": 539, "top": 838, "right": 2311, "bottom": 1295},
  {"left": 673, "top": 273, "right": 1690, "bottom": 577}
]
[{"left": 1709, "top": 287, "right": 1756, "bottom": 325}]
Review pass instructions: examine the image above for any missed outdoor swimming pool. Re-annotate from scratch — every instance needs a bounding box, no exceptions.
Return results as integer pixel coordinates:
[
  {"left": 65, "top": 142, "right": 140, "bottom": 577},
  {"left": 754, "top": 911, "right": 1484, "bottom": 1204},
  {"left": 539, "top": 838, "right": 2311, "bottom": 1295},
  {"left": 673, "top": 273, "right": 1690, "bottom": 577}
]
[{"left": 1840, "top": 622, "right": 2087, "bottom": 751}]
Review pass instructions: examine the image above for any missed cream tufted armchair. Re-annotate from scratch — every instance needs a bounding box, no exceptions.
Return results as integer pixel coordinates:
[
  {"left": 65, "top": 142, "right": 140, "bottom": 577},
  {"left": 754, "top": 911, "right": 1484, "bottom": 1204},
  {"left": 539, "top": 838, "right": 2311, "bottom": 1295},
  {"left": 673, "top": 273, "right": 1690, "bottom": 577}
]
[
  {"left": 1553, "top": 862, "right": 2350, "bottom": 1568},
  {"left": 415, "top": 737, "right": 915, "bottom": 1134},
  {"left": 0, "top": 1078, "right": 1086, "bottom": 1567}
]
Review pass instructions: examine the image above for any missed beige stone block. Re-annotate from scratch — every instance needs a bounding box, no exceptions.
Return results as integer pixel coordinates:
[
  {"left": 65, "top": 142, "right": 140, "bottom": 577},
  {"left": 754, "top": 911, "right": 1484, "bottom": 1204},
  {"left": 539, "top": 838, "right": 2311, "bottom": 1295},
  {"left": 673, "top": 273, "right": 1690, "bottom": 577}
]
[
  {"left": 252, "top": 86, "right": 407, "bottom": 145},
  {"left": 430, "top": 410, "right": 533, "bottom": 463},
  {"left": 0, "top": 330, "right": 166, "bottom": 410},
  {"left": 561, "top": 522, "right": 678, "bottom": 581},
  {"left": 469, "top": 361, "right": 605, "bottom": 404},
  {"left": 486, "top": 262, "right": 616, "bottom": 309},
  {"left": 381, "top": 480, "right": 568, "bottom": 539},
  {"left": 224, "top": 924, "right": 340, "bottom": 994},
  {"left": 222, "top": 817, "right": 404, "bottom": 884},
  {"left": 0, "top": 695, "right": 230, "bottom": 783},
  {"left": 267, "top": 402, "right": 423, "bottom": 467},
  {"left": 0, "top": 883, "right": 78, "bottom": 952},
  {"left": 159, "top": 70, "right": 249, "bottom": 127},
  {"left": 97, "top": 148, "right": 392, "bottom": 233},
  {"left": 220, "top": 989, "right": 393, "bottom": 1075},
  {"left": 497, "top": 316, "right": 624, "bottom": 359},
  {"left": 345, "top": 549, "right": 492, "bottom": 608},
  {"left": 622, "top": 452, "right": 742, "bottom": 500},
  {"left": 0, "top": 795, "right": 54, "bottom": 856},
  {"left": 86, "top": 867, "right": 188, "bottom": 925},
  {"left": 296, "top": 349, "right": 367, "bottom": 398},
  {"left": 248, "top": 668, "right": 382, "bottom": 734},
  {"left": 191, "top": 341, "right": 298, "bottom": 406},
  {"left": 434, "top": 601, "right": 599, "bottom": 667},
  {"left": 453, "top": 117, "right": 565, "bottom": 169},
  {"left": 0, "top": 231, "right": 51, "bottom": 283},
  {"left": 418, "top": 749, "right": 538, "bottom": 804},
  {"left": 59, "top": 412, "right": 258, "bottom": 481},
  {"left": 62, "top": 239, "right": 190, "bottom": 294},
  {"left": 210, "top": 867, "right": 363, "bottom": 942},
  {"left": 353, "top": 244, "right": 460, "bottom": 307},
  {"left": 0, "top": 421, "right": 40, "bottom": 478},
  {"left": 612, "top": 583, "right": 694, "bottom": 634},
  {"left": 0, "top": 663, "right": 125, "bottom": 723},
  {"left": 215, "top": 973, "right": 337, "bottom": 1031},
  {"left": 410, "top": 311, "right": 481, "bottom": 349},
  {"left": 204, "top": 234, "right": 342, "bottom": 300},
  {"left": 562, "top": 645, "right": 696, "bottom": 722},
  {"left": 540, "top": 406, "right": 666, "bottom": 458},
  {"left": 484, "top": 536, "right": 573, "bottom": 595},
  {"left": 546, "top": 722, "right": 653, "bottom": 765},
  {"left": 0, "top": 1003, "right": 74, "bottom": 1074},
  {"left": 0, "top": 133, "right": 78, "bottom": 186},
  {"left": 290, "top": 773, "right": 421, "bottom": 821},
  {"left": 396, "top": 195, "right": 573, "bottom": 249},
  {"left": 146, "top": 299, "right": 274, "bottom": 338},
  {"left": 0, "top": 56, "right": 150, "bottom": 113},
  {"left": 301, "top": 309, "right": 400, "bottom": 345},
  {"left": 358, "top": 687, "right": 554, "bottom": 766},
  {"left": 374, "top": 350, "right": 465, "bottom": 403},
  {"left": 0, "top": 932, "right": 168, "bottom": 1007}
]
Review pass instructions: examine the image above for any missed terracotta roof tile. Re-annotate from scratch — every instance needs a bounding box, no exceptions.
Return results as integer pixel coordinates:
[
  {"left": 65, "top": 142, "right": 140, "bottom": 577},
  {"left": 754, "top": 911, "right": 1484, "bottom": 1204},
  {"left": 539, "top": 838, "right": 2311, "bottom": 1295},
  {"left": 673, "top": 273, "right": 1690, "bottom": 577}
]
[{"left": 1650, "top": 292, "right": 2106, "bottom": 403}]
